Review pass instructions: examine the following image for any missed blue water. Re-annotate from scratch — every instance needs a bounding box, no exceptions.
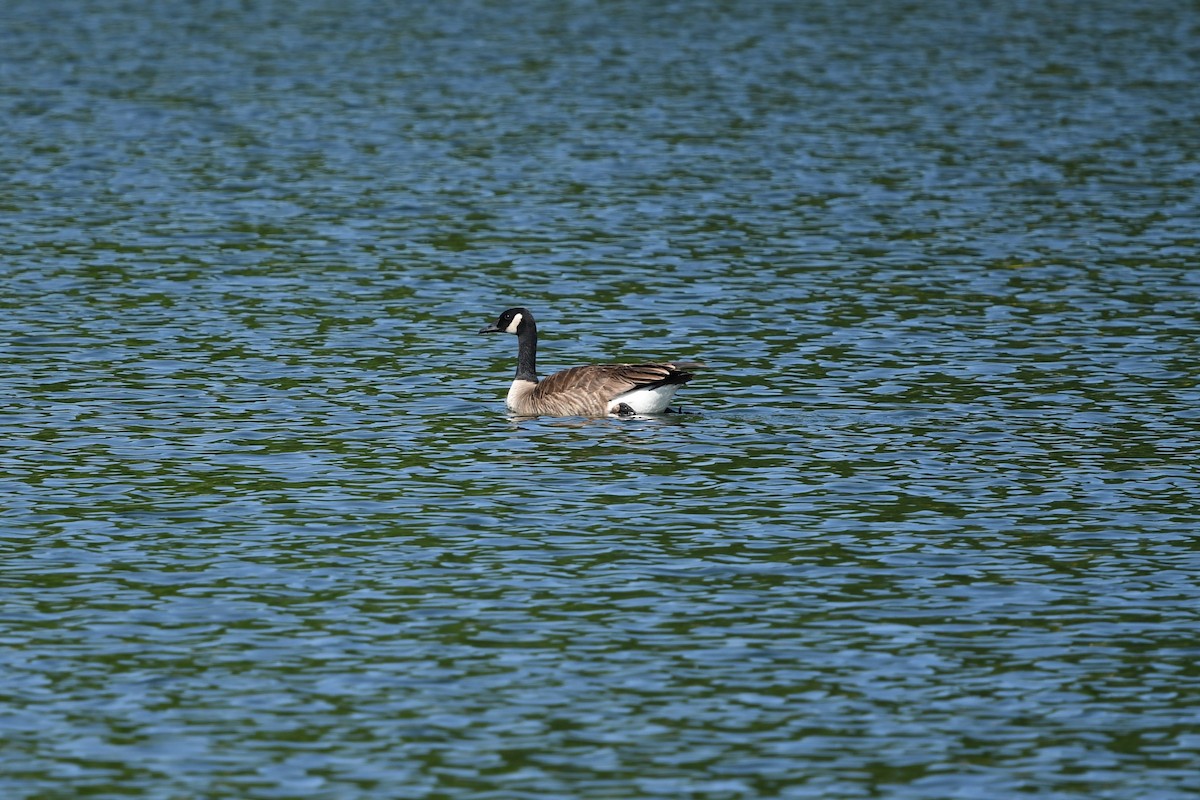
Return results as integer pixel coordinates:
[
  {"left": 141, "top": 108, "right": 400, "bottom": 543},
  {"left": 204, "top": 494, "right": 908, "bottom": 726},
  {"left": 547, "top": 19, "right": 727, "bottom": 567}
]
[{"left": 3, "top": 1, "right": 1199, "bottom": 798}]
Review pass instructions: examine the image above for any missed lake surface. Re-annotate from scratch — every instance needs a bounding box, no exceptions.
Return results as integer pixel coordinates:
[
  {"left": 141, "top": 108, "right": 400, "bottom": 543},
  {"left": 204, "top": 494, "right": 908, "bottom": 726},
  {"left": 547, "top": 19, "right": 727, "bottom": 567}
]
[{"left": 3, "top": 0, "right": 1199, "bottom": 797}]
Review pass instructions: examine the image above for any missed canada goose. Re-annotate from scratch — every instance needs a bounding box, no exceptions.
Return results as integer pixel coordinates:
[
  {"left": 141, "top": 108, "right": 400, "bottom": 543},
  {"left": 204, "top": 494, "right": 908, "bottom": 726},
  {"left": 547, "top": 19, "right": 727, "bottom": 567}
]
[{"left": 479, "top": 307, "right": 701, "bottom": 417}]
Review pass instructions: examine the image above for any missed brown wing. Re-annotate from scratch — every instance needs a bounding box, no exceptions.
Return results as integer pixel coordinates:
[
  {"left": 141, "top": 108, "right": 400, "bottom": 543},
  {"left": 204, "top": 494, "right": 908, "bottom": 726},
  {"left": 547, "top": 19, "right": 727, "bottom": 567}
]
[{"left": 529, "top": 363, "right": 699, "bottom": 416}]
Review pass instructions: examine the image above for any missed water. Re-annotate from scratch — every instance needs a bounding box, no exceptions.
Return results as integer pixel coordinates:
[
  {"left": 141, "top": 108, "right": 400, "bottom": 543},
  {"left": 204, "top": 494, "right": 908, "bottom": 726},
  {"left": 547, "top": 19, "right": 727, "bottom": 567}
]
[{"left": 3, "top": 1, "right": 1199, "bottom": 797}]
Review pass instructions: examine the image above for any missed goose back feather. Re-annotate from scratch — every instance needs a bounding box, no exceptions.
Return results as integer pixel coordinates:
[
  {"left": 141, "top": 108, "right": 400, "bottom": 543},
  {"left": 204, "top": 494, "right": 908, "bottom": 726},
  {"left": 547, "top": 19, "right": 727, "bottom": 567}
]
[{"left": 513, "top": 362, "right": 700, "bottom": 417}]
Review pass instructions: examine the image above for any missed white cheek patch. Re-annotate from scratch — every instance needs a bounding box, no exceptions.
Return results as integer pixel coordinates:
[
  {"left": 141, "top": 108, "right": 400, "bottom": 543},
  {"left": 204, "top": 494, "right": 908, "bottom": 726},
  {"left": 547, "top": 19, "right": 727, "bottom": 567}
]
[{"left": 504, "top": 313, "right": 523, "bottom": 334}]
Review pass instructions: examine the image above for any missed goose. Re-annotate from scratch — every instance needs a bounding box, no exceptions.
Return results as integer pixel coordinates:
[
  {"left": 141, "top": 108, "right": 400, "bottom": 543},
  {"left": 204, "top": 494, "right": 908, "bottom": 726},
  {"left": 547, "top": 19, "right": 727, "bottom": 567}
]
[{"left": 478, "top": 307, "right": 701, "bottom": 417}]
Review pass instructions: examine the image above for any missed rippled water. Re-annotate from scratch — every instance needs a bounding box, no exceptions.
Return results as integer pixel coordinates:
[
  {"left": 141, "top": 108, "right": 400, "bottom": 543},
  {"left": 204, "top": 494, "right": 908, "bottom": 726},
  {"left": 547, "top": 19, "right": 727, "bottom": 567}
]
[{"left": 3, "top": 1, "right": 1199, "bottom": 797}]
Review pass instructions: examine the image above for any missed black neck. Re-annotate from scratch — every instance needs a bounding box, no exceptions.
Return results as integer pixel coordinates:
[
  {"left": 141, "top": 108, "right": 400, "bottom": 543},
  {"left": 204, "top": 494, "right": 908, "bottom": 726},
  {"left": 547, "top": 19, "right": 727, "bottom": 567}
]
[{"left": 515, "top": 320, "right": 538, "bottom": 382}]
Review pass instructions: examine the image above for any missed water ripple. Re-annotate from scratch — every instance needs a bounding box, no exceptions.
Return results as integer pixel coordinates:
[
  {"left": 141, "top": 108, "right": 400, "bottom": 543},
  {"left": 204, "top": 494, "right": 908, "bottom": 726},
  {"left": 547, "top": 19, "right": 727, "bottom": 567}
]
[{"left": 4, "top": 0, "right": 1200, "bottom": 798}]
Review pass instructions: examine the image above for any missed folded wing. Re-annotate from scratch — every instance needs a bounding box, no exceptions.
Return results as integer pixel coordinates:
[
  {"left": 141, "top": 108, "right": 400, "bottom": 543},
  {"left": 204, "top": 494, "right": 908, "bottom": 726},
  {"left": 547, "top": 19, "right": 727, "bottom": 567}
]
[{"left": 530, "top": 362, "right": 700, "bottom": 416}]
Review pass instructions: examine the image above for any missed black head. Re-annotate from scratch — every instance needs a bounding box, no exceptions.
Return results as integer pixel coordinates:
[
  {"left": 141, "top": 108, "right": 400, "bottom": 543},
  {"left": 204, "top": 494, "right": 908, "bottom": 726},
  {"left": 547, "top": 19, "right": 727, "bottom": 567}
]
[{"left": 479, "top": 307, "right": 534, "bottom": 336}]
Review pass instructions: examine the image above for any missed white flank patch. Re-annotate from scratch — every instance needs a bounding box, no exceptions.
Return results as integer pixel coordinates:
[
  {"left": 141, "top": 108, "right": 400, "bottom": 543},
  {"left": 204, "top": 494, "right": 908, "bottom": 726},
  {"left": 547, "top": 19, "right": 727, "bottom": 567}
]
[
  {"left": 504, "top": 313, "right": 523, "bottom": 334},
  {"left": 608, "top": 384, "right": 680, "bottom": 415}
]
